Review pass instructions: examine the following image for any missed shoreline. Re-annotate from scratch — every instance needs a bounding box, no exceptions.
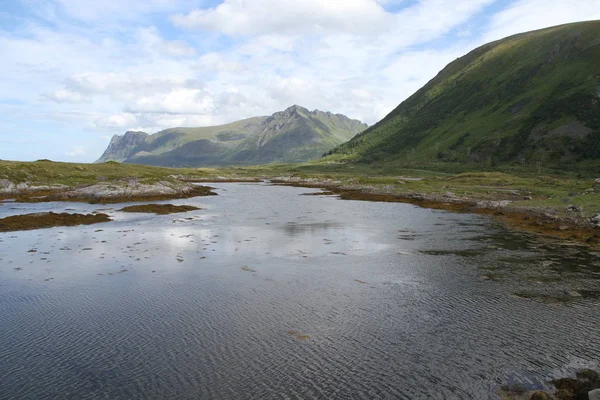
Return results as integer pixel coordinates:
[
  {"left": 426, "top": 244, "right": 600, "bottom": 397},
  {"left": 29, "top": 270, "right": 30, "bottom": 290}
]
[
  {"left": 268, "top": 177, "right": 600, "bottom": 246},
  {"left": 2, "top": 173, "right": 600, "bottom": 246},
  {"left": 0, "top": 180, "right": 216, "bottom": 204}
]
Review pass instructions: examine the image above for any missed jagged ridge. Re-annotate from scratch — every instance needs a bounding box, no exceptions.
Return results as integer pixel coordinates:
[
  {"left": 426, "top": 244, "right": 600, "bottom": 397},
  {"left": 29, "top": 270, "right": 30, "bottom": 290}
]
[{"left": 96, "top": 105, "right": 367, "bottom": 166}]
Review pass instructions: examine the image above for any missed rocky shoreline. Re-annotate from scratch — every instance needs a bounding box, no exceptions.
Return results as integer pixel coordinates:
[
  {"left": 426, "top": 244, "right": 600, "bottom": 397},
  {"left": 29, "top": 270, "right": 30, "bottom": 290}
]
[
  {"left": 497, "top": 368, "right": 600, "bottom": 400},
  {"left": 3, "top": 173, "right": 600, "bottom": 245},
  {"left": 269, "top": 176, "right": 600, "bottom": 246},
  {"left": 0, "top": 178, "right": 216, "bottom": 204}
]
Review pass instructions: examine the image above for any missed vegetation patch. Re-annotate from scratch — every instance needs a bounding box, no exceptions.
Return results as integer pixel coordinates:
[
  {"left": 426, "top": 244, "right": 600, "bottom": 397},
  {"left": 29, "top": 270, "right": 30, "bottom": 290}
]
[
  {"left": 478, "top": 273, "right": 505, "bottom": 281},
  {"left": 178, "top": 177, "right": 263, "bottom": 183},
  {"left": 119, "top": 204, "right": 201, "bottom": 215},
  {"left": 287, "top": 330, "right": 311, "bottom": 341},
  {"left": 419, "top": 249, "right": 488, "bottom": 257},
  {"left": 0, "top": 212, "right": 111, "bottom": 232},
  {"left": 510, "top": 291, "right": 572, "bottom": 304},
  {"left": 551, "top": 369, "right": 600, "bottom": 399},
  {"left": 300, "top": 191, "right": 336, "bottom": 196}
]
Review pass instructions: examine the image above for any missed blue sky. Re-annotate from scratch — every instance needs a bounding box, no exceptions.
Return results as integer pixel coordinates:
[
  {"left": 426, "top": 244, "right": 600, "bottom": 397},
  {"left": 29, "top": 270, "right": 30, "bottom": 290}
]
[{"left": 1, "top": 0, "right": 599, "bottom": 162}]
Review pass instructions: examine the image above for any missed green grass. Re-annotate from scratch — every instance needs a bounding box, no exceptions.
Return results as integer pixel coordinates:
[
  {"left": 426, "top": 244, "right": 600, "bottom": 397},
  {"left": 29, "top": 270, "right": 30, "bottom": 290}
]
[
  {"left": 4, "top": 156, "right": 600, "bottom": 219},
  {"left": 0, "top": 160, "right": 212, "bottom": 186},
  {"left": 214, "top": 163, "right": 600, "bottom": 217}
]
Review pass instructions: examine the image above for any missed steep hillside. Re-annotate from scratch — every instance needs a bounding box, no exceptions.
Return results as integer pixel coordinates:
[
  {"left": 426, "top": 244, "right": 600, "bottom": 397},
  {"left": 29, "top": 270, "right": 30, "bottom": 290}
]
[
  {"left": 96, "top": 106, "right": 367, "bottom": 167},
  {"left": 329, "top": 21, "right": 600, "bottom": 171}
]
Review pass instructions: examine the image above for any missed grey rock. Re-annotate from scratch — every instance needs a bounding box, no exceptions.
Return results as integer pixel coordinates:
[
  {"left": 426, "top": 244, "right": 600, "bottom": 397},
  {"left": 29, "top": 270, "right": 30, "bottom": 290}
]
[
  {"left": 589, "top": 388, "right": 600, "bottom": 400},
  {"left": 476, "top": 200, "right": 512, "bottom": 208},
  {"left": 96, "top": 131, "right": 149, "bottom": 163},
  {"left": 65, "top": 181, "right": 193, "bottom": 200},
  {"left": 0, "top": 179, "right": 15, "bottom": 193},
  {"left": 566, "top": 204, "right": 582, "bottom": 212}
]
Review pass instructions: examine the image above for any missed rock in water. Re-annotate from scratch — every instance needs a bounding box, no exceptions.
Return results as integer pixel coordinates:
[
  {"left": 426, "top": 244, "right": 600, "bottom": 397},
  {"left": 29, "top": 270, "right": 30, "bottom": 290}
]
[{"left": 589, "top": 388, "right": 600, "bottom": 400}]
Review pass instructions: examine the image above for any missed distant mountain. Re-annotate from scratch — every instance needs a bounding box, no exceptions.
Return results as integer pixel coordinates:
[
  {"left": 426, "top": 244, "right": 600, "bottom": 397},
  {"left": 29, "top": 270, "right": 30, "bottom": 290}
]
[
  {"left": 329, "top": 21, "right": 600, "bottom": 171},
  {"left": 96, "top": 105, "right": 367, "bottom": 166}
]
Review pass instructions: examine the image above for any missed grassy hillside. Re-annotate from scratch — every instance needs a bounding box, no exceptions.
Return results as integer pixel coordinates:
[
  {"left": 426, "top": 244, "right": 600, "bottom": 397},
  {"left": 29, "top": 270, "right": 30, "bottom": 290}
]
[
  {"left": 97, "top": 117, "right": 267, "bottom": 164},
  {"left": 329, "top": 21, "right": 600, "bottom": 173}
]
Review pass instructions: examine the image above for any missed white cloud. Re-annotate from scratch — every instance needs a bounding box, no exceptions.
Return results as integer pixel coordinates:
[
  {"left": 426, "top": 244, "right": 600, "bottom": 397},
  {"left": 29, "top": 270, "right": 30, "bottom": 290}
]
[
  {"left": 195, "top": 53, "right": 244, "bottom": 73},
  {"left": 125, "top": 88, "right": 215, "bottom": 115},
  {"left": 43, "top": 89, "right": 89, "bottom": 103},
  {"left": 158, "top": 40, "right": 196, "bottom": 56},
  {"left": 94, "top": 113, "right": 138, "bottom": 129},
  {"left": 483, "top": 0, "right": 600, "bottom": 43},
  {"left": 63, "top": 73, "right": 205, "bottom": 98},
  {"left": 171, "top": 0, "right": 497, "bottom": 51},
  {"left": 55, "top": 0, "right": 194, "bottom": 22},
  {"left": 171, "top": 0, "right": 391, "bottom": 36},
  {"left": 65, "top": 145, "right": 87, "bottom": 157}
]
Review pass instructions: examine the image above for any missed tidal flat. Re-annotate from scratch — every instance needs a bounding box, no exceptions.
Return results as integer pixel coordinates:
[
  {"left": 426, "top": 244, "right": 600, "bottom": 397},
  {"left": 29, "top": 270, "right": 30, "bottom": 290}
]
[{"left": 1, "top": 182, "right": 599, "bottom": 399}]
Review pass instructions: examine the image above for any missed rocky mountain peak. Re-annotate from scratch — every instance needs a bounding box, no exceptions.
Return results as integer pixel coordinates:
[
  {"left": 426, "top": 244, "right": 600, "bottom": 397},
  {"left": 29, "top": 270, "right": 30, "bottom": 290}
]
[
  {"left": 96, "top": 106, "right": 367, "bottom": 165},
  {"left": 122, "top": 131, "right": 148, "bottom": 139},
  {"left": 98, "top": 131, "right": 149, "bottom": 163}
]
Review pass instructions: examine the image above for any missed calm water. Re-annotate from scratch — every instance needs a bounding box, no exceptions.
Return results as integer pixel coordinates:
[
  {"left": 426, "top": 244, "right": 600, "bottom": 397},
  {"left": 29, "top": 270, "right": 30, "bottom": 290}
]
[{"left": 1, "top": 183, "right": 599, "bottom": 399}]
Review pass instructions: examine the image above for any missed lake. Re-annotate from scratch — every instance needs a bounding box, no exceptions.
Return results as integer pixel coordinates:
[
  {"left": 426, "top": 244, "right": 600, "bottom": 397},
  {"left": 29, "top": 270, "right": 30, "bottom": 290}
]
[{"left": 1, "top": 183, "right": 599, "bottom": 399}]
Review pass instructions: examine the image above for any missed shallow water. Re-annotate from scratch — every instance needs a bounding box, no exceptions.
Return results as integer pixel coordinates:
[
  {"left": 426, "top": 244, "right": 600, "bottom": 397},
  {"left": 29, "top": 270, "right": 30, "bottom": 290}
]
[{"left": 1, "top": 183, "right": 599, "bottom": 399}]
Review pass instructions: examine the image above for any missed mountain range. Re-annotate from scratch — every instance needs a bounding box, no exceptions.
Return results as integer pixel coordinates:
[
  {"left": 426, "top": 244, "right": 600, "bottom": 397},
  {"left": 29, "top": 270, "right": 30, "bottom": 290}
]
[
  {"left": 96, "top": 105, "right": 367, "bottom": 166},
  {"left": 328, "top": 21, "right": 600, "bottom": 171}
]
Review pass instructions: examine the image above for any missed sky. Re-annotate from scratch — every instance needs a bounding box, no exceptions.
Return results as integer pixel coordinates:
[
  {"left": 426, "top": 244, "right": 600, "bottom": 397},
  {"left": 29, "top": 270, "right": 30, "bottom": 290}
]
[{"left": 1, "top": 0, "right": 599, "bottom": 162}]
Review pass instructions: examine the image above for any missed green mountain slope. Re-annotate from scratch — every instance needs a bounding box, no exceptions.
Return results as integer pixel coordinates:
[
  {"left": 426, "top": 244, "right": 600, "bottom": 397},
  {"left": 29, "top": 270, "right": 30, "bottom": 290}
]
[
  {"left": 96, "top": 106, "right": 367, "bottom": 166},
  {"left": 329, "top": 21, "right": 600, "bottom": 172}
]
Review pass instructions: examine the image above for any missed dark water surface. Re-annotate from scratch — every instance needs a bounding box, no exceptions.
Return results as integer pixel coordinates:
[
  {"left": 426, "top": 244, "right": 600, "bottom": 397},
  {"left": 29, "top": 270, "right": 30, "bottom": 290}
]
[{"left": 1, "top": 183, "right": 599, "bottom": 399}]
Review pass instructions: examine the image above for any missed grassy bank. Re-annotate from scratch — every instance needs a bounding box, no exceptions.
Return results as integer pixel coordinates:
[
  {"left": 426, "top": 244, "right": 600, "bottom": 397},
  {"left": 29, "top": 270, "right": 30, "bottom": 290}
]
[
  {"left": 3, "top": 159, "right": 600, "bottom": 241},
  {"left": 0, "top": 159, "right": 213, "bottom": 186},
  {"left": 219, "top": 162, "right": 600, "bottom": 218},
  {"left": 3, "top": 160, "right": 600, "bottom": 216}
]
